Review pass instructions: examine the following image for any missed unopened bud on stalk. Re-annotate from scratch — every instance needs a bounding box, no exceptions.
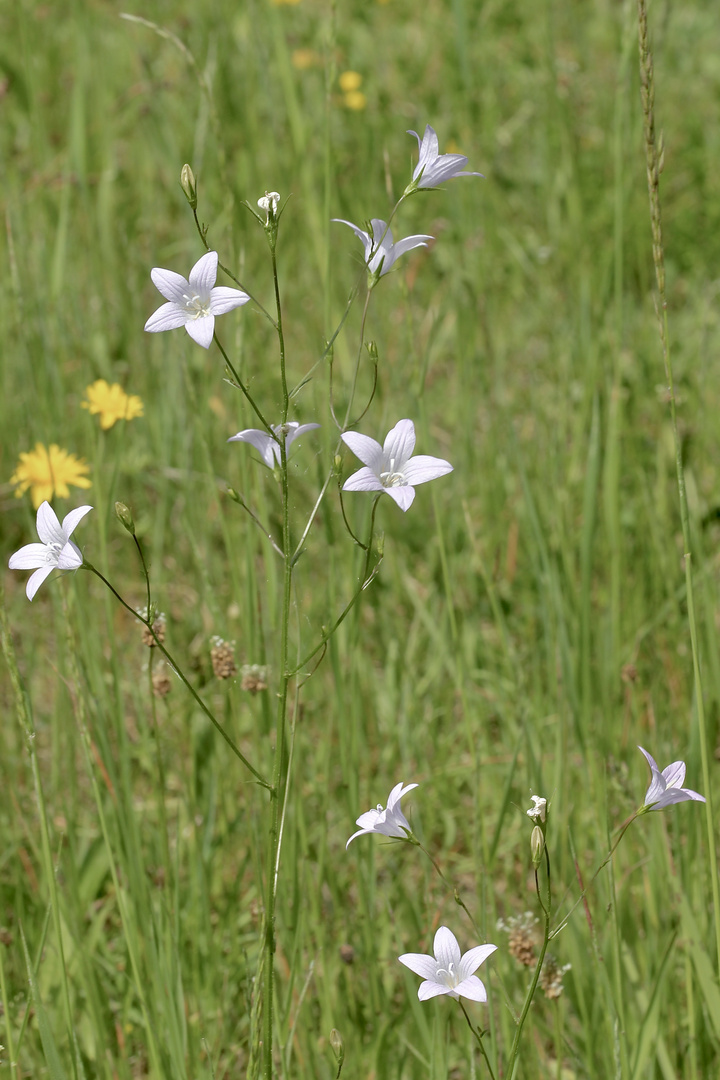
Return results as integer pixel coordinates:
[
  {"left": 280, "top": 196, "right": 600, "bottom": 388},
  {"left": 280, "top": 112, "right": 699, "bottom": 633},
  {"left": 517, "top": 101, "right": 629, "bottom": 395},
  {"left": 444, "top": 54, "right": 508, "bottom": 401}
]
[
  {"left": 115, "top": 502, "right": 135, "bottom": 535},
  {"left": 180, "top": 164, "right": 197, "bottom": 209},
  {"left": 365, "top": 340, "right": 378, "bottom": 362},
  {"left": 258, "top": 190, "right": 280, "bottom": 224},
  {"left": 330, "top": 1028, "right": 345, "bottom": 1067},
  {"left": 531, "top": 825, "right": 545, "bottom": 868}
]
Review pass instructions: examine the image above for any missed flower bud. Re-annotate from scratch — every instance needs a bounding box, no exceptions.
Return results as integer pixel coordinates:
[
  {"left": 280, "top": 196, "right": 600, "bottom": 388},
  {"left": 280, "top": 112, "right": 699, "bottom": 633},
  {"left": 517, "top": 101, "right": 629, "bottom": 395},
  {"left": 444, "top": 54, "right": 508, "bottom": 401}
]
[
  {"left": 365, "top": 340, "right": 379, "bottom": 363},
  {"left": 258, "top": 190, "right": 280, "bottom": 224},
  {"left": 330, "top": 1028, "right": 345, "bottom": 1067},
  {"left": 180, "top": 164, "right": 197, "bottom": 209},
  {"left": 531, "top": 825, "right": 545, "bottom": 868},
  {"left": 115, "top": 502, "right": 135, "bottom": 536}
]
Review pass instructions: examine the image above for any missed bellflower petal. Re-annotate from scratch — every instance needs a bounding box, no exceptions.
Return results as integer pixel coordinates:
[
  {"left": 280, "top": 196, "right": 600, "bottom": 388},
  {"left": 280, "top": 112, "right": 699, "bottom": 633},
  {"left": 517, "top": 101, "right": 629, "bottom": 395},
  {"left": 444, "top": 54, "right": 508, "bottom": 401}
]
[
  {"left": 9, "top": 502, "right": 92, "bottom": 601},
  {"left": 145, "top": 251, "right": 250, "bottom": 349},
  {"left": 399, "top": 927, "right": 497, "bottom": 1003},
  {"left": 333, "top": 218, "right": 433, "bottom": 280},
  {"left": 229, "top": 422, "right": 320, "bottom": 469},
  {"left": 188, "top": 250, "right": 218, "bottom": 294},
  {"left": 346, "top": 781, "right": 418, "bottom": 848},
  {"left": 342, "top": 420, "right": 452, "bottom": 512},
  {"left": 638, "top": 745, "right": 705, "bottom": 812},
  {"left": 406, "top": 125, "right": 483, "bottom": 191}
]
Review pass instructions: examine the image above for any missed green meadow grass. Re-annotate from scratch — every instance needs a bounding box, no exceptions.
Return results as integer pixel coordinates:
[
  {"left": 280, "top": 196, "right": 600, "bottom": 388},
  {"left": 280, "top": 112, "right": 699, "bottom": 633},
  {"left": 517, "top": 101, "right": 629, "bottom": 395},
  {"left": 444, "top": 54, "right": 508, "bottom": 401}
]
[{"left": 2, "top": 0, "right": 720, "bottom": 1077}]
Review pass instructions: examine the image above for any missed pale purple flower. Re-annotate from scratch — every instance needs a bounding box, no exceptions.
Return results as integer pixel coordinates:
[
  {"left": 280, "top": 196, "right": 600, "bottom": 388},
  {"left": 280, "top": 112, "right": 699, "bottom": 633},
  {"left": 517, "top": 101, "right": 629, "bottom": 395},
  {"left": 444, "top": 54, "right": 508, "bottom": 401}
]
[
  {"left": 406, "top": 125, "right": 483, "bottom": 192},
  {"left": 228, "top": 422, "right": 320, "bottom": 468},
  {"left": 144, "top": 251, "right": 249, "bottom": 349},
  {"left": 638, "top": 746, "right": 705, "bottom": 812},
  {"left": 332, "top": 218, "right": 433, "bottom": 279},
  {"left": 346, "top": 781, "right": 418, "bottom": 848},
  {"left": 8, "top": 501, "right": 92, "bottom": 601},
  {"left": 399, "top": 927, "right": 497, "bottom": 1002},
  {"left": 342, "top": 419, "right": 452, "bottom": 512}
]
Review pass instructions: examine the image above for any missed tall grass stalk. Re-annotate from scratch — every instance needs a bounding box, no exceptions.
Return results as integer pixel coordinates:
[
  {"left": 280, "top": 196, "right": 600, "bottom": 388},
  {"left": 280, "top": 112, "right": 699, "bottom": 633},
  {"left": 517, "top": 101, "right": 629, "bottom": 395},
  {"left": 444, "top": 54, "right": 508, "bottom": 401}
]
[{"left": 636, "top": 0, "right": 720, "bottom": 973}]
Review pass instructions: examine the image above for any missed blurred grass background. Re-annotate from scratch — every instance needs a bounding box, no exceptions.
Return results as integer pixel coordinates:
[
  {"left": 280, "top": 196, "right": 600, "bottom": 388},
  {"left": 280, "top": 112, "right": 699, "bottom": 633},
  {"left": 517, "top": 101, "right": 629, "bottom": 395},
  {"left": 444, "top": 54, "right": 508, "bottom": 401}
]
[{"left": 1, "top": 0, "right": 720, "bottom": 1077}]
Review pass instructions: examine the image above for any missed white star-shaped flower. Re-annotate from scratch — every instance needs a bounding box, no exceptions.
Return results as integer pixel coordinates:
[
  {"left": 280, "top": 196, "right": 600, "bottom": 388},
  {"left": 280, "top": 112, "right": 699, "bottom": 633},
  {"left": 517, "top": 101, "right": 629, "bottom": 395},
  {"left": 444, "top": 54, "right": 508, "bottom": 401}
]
[
  {"left": 399, "top": 927, "right": 497, "bottom": 1002},
  {"left": 332, "top": 218, "right": 433, "bottom": 280},
  {"left": 638, "top": 746, "right": 705, "bottom": 812},
  {"left": 144, "top": 251, "right": 249, "bottom": 349},
  {"left": 341, "top": 419, "right": 453, "bottom": 512},
  {"left": 8, "top": 501, "right": 93, "bottom": 601},
  {"left": 228, "top": 421, "right": 320, "bottom": 468},
  {"left": 346, "top": 781, "right": 418, "bottom": 848},
  {"left": 406, "top": 125, "right": 483, "bottom": 191}
]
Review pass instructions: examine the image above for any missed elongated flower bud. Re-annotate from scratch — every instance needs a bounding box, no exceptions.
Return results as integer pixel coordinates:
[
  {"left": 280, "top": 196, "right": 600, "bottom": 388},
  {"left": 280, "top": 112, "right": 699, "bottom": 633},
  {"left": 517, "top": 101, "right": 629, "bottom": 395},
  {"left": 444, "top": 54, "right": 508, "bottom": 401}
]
[
  {"left": 531, "top": 825, "right": 545, "bottom": 868},
  {"left": 115, "top": 501, "right": 135, "bottom": 535},
  {"left": 180, "top": 164, "right": 197, "bottom": 209}
]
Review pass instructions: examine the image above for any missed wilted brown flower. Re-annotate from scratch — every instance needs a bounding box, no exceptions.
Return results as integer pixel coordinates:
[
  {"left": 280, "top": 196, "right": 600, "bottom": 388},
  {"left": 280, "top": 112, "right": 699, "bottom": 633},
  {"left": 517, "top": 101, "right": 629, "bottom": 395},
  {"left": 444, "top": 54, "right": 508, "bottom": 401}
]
[
  {"left": 497, "top": 911, "right": 538, "bottom": 968},
  {"left": 539, "top": 953, "right": 571, "bottom": 999},
  {"left": 152, "top": 666, "right": 172, "bottom": 698},
  {"left": 240, "top": 664, "right": 269, "bottom": 693},
  {"left": 211, "top": 637, "right": 237, "bottom": 680}
]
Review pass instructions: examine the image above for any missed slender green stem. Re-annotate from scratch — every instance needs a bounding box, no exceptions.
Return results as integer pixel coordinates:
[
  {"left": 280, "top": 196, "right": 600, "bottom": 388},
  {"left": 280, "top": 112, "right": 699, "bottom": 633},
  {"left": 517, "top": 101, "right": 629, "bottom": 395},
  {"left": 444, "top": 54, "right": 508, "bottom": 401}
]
[
  {"left": 506, "top": 847, "right": 552, "bottom": 1079},
  {"left": 636, "top": 0, "right": 720, "bottom": 972},
  {"left": 191, "top": 206, "right": 276, "bottom": 326},
  {"left": 213, "top": 333, "right": 275, "bottom": 433},
  {"left": 336, "top": 290, "right": 372, "bottom": 431},
  {"left": 263, "top": 231, "right": 293, "bottom": 1080},
  {"left": 270, "top": 240, "right": 289, "bottom": 422},
  {"left": 458, "top": 1000, "right": 497, "bottom": 1080},
  {"left": 416, "top": 841, "right": 480, "bottom": 938},
  {"left": 551, "top": 813, "right": 637, "bottom": 938},
  {"left": 83, "top": 563, "right": 270, "bottom": 788}
]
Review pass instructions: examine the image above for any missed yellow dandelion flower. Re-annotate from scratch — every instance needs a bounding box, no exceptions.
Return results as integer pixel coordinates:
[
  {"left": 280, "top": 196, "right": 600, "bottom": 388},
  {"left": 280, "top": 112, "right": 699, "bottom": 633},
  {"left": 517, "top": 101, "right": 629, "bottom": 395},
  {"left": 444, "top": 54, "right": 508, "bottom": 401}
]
[
  {"left": 81, "top": 379, "right": 144, "bottom": 430},
  {"left": 339, "top": 70, "right": 362, "bottom": 93},
  {"left": 343, "top": 90, "right": 367, "bottom": 111},
  {"left": 10, "top": 443, "right": 92, "bottom": 509}
]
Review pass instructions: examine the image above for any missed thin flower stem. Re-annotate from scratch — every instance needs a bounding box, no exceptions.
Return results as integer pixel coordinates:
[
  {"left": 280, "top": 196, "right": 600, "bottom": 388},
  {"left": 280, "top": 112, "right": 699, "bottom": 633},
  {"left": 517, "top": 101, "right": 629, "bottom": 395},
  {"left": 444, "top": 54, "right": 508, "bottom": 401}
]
[
  {"left": 289, "top": 560, "right": 382, "bottom": 677},
  {"left": 132, "top": 533, "right": 152, "bottom": 617},
  {"left": 339, "top": 290, "right": 372, "bottom": 431},
  {"left": 506, "top": 847, "right": 552, "bottom": 1080},
  {"left": 337, "top": 486, "right": 369, "bottom": 550},
  {"left": 362, "top": 497, "right": 381, "bottom": 581},
  {"left": 458, "top": 1000, "right": 497, "bottom": 1080},
  {"left": 147, "top": 650, "right": 172, "bottom": 879},
  {"left": 292, "top": 470, "right": 334, "bottom": 564},
  {"left": 191, "top": 207, "right": 276, "bottom": 326},
  {"left": 416, "top": 841, "right": 481, "bottom": 938},
  {"left": 270, "top": 239, "right": 289, "bottom": 422},
  {"left": 289, "top": 286, "right": 358, "bottom": 400},
  {"left": 262, "top": 239, "right": 293, "bottom": 1080},
  {"left": 550, "top": 813, "right": 638, "bottom": 939},
  {"left": 82, "top": 563, "right": 270, "bottom": 789},
  {"left": 637, "top": 0, "right": 720, "bottom": 975},
  {"left": 213, "top": 333, "right": 274, "bottom": 434},
  {"left": 232, "top": 491, "right": 285, "bottom": 557}
]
